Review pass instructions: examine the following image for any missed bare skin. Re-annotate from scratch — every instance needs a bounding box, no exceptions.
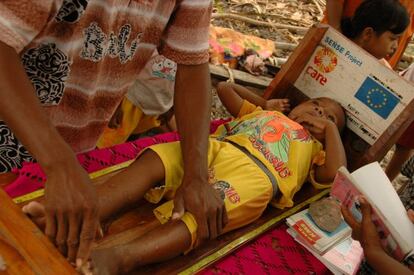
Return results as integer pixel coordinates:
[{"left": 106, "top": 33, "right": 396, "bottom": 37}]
[
  {"left": 174, "top": 64, "right": 227, "bottom": 245},
  {"left": 342, "top": 197, "right": 414, "bottom": 274},
  {"left": 352, "top": 29, "right": 400, "bottom": 60},
  {"left": 216, "top": 82, "right": 290, "bottom": 115},
  {"left": 326, "top": 0, "right": 344, "bottom": 31},
  {"left": 288, "top": 98, "right": 347, "bottom": 181}
]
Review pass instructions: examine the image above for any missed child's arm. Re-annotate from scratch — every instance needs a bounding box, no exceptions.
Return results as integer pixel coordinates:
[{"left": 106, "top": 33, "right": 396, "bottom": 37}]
[
  {"left": 216, "top": 82, "right": 266, "bottom": 117},
  {"left": 316, "top": 119, "right": 346, "bottom": 182},
  {"left": 295, "top": 114, "right": 346, "bottom": 182},
  {"left": 326, "top": 0, "right": 344, "bottom": 31},
  {"left": 342, "top": 198, "right": 414, "bottom": 275},
  {"left": 216, "top": 82, "right": 289, "bottom": 117}
]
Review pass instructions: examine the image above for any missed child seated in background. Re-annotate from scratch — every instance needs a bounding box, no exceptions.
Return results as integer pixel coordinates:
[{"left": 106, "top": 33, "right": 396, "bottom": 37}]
[
  {"left": 336, "top": 0, "right": 413, "bottom": 184},
  {"left": 96, "top": 50, "right": 177, "bottom": 149},
  {"left": 339, "top": 0, "right": 409, "bottom": 67},
  {"left": 24, "top": 80, "right": 346, "bottom": 274},
  {"left": 324, "top": 0, "right": 413, "bottom": 68}
]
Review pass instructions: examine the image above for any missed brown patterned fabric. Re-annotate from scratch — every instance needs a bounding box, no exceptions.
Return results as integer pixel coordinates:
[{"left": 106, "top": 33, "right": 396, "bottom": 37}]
[{"left": 0, "top": 0, "right": 212, "bottom": 172}]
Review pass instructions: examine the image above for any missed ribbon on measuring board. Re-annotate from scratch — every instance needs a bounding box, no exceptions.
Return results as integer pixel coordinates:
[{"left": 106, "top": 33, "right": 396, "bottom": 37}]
[{"left": 12, "top": 160, "right": 134, "bottom": 204}]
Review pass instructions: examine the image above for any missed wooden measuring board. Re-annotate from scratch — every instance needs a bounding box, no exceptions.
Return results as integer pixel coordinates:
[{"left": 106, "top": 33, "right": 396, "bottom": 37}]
[
  {"left": 0, "top": 168, "right": 328, "bottom": 274},
  {"left": 265, "top": 24, "right": 414, "bottom": 171}
]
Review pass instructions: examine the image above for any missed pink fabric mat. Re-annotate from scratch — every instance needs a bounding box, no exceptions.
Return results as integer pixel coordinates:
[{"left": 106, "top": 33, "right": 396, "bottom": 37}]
[
  {"left": 200, "top": 224, "right": 330, "bottom": 275},
  {"left": 4, "top": 119, "right": 231, "bottom": 198}
]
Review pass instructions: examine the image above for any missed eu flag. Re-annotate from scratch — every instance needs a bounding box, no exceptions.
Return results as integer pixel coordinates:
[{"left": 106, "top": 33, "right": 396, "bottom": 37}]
[{"left": 354, "top": 76, "right": 399, "bottom": 119}]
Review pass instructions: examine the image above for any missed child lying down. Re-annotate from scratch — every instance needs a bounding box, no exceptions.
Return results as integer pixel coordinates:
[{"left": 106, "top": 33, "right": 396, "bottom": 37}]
[{"left": 23, "top": 82, "right": 346, "bottom": 274}]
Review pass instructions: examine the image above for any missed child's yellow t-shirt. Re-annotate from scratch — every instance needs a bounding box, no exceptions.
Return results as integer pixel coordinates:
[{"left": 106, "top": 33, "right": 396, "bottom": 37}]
[{"left": 212, "top": 100, "right": 326, "bottom": 208}]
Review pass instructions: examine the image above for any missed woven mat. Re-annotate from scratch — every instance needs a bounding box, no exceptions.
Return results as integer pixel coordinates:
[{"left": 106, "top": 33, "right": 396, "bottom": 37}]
[{"left": 200, "top": 224, "right": 329, "bottom": 275}]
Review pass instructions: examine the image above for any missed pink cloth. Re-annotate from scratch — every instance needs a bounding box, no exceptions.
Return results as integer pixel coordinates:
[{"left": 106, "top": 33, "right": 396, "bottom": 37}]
[
  {"left": 200, "top": 224, "right": 329, "bottom": 275},
  {"left": 4, "top": 119, "right": 230, "bottom": 198}
]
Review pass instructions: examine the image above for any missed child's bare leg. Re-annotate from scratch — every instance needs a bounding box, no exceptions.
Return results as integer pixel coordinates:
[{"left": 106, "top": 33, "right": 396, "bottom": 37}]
[
  {"left": 24, "top": 149, "right": 165, "bottom": 227},
  {"left": 385, "top": 144, "right": 413, "bottom": 181},
  {"left": 89, "top": 220, "right": 191, "bottom": 274},
  {"left": 96, "top": 149, "right": 165, "bottom": 220}
]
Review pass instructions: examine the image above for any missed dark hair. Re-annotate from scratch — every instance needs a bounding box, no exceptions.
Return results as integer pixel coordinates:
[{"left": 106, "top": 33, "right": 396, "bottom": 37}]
[{"left": 341, "top": 0, "right": 409, "bottom": 39}]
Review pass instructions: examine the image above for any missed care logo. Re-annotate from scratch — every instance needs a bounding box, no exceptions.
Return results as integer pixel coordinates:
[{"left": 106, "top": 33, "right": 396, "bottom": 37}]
[{"left": 313, "top": 47, "right": 338, "bottom": 73}]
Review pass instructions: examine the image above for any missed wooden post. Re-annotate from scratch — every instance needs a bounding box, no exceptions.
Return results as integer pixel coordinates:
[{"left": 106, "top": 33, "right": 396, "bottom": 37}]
[{"left": 263, "top": 25, "right": 329, "bottom": 99}]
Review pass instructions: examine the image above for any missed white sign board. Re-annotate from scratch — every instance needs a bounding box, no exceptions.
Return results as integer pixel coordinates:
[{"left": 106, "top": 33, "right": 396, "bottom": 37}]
[{"left": 294, "top": 28, "right": 414, "bottom": 145}]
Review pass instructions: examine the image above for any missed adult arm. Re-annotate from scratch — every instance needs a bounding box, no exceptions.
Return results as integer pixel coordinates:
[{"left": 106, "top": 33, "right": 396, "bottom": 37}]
[
  {"left": 342, "top": 198, "right": 414, "bottom": 275},
  {"left": 172, "top": 63, "right": 227, "bottom": 244},
  {"left": 364, "top": 249, "right": 414, "bottom": 275},
  {"left": 0, "top": 42, "right": 98, "bottom": 266},
  {"left": 326, "top": 0, "right": 344, "bottom": 31}
]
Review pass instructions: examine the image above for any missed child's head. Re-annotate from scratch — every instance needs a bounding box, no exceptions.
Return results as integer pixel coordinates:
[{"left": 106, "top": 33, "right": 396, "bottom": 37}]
[
  {"left": 288, "top": 97, "right": 346, "bottom": 132},
  {"left": 341, "top": 0, "right": 409, "bottom": 59}
]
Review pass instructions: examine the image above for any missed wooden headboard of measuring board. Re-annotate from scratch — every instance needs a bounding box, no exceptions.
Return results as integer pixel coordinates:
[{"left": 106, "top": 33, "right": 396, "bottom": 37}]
[{"left": 264, "top": 24, "right": 414, "bottom": 171}]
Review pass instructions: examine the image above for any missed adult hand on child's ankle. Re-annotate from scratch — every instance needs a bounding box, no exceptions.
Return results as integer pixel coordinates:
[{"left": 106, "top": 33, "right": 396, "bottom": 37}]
[
  {"left": 172, "top": 177, "right": 228, "bottom": 247},
  {"left": 42, "top": 155, "right": 99, "bottom": 266}
]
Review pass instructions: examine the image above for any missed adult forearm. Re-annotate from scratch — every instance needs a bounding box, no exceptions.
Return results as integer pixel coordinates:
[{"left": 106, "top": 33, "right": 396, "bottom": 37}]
[
  {"left": 174, "top": 63, "right": 211, "bottom": 181},
  {"left": 326, "top": 0, "right": 343, "bottom": 30},
  {"left": 0, "top": 42, "right": 75, "bottom": 171},
  {"left": 365, "top": 249, "right": 414, "bottom": 275}
]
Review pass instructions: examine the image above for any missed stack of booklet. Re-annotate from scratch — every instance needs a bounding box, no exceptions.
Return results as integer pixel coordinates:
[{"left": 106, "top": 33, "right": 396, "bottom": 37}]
[{"left": 286, "top": 209, "right": 363, "bottom": 275}]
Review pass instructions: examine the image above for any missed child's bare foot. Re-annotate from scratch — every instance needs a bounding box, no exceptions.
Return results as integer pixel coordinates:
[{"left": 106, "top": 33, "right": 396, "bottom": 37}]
[
  {"left": 265, "top": 99, "right": 290, "bottom": 113},
  {"left": 22, "top": 201, "right": 46, "bottom": 230},
  {"left": 79, "top": 248, "right": 123, "bottom": 275},
  {"left": 22, "top": 201, "right": 104, "bottom": 239}
]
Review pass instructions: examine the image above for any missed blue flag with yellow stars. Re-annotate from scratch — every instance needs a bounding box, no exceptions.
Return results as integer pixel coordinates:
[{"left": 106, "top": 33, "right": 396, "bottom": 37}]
[{"left": 354, "top": 76, "right": 399, "bottom": 119}]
